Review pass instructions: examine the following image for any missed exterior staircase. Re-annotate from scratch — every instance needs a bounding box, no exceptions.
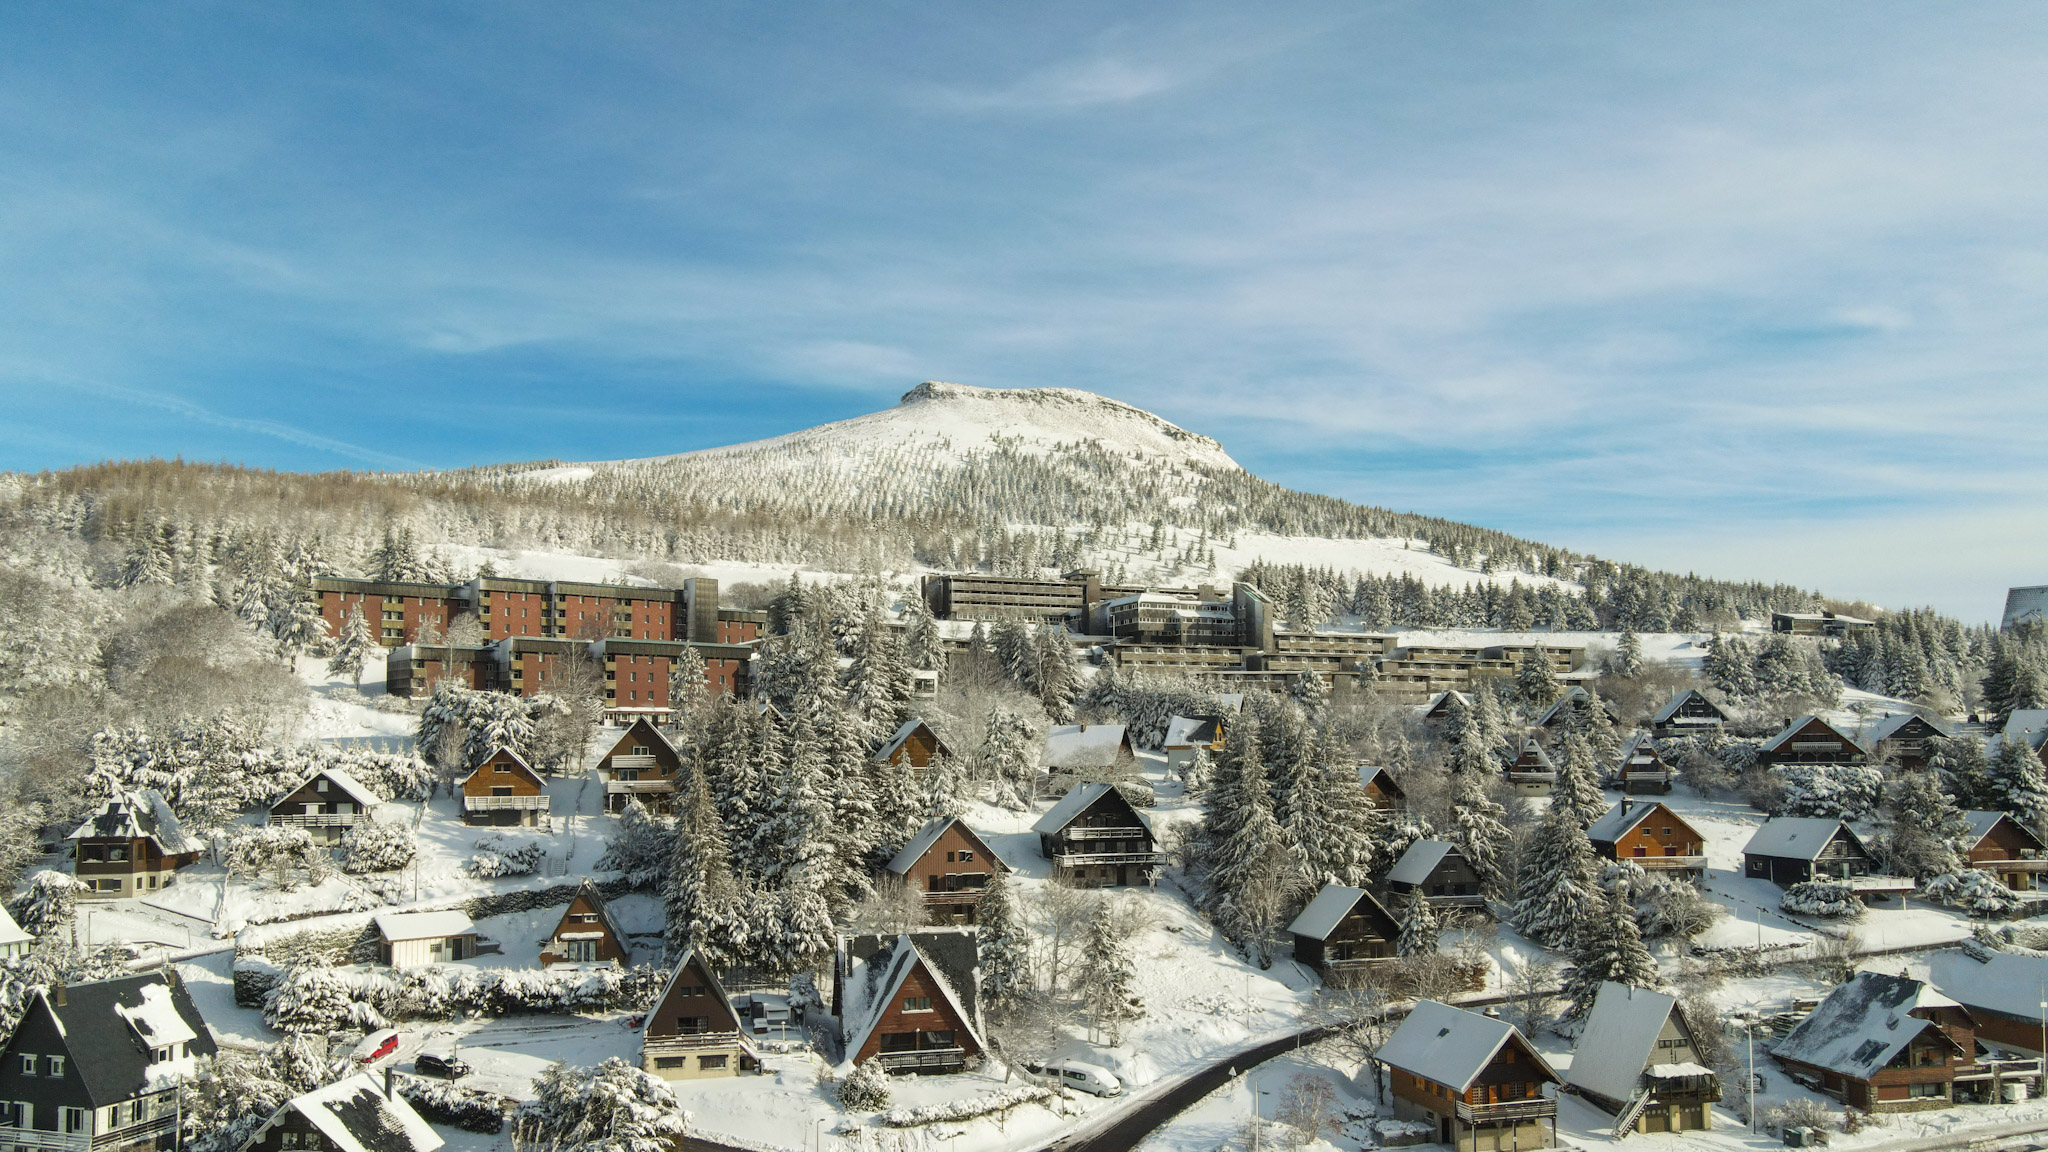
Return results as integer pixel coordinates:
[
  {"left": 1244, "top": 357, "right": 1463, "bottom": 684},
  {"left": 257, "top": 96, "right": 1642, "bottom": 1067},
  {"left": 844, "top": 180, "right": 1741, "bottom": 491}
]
[{"left": 1611, "top": 1088, "right": 1653, "bottom": 1138}]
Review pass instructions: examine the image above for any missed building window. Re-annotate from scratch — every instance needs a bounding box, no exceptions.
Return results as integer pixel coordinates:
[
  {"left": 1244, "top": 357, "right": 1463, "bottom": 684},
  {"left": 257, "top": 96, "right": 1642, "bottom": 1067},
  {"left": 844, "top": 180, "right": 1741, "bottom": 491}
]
[
  {"left": 63, "top": 1108, "right": 86, "bottom": 1134},
  {"left": 1909, "top": 1081, "right": 1946, "bottom": 1098},
  {"left": 904, "top": 996, "right": 932, "bottom": 1012},
  {"left": 699, "top": 1054, "right": 729, "bottom": 1070},
  {"left": 18, "top": 1055, "right": 32, "bottom": 1075},
  {"left": 655, "top": 1056, "right": 687, "bottom": 1069},
  {"left": 46, "top": 1056, "right": 62, "bottom": 1077}
]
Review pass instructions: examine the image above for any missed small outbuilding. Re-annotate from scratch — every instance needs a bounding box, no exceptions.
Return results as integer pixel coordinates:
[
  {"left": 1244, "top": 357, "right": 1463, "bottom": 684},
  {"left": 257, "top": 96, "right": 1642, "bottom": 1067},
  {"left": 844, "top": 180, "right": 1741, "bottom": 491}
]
[
  {"left": 1162, "top": 715, "right": 1226, "bottom": 769},
  {"left": 375, "top": 910, "right": 479, "bottom": 968},
  {"left": 1040, "top": 723, "right": 1134, "bottom": 773}
]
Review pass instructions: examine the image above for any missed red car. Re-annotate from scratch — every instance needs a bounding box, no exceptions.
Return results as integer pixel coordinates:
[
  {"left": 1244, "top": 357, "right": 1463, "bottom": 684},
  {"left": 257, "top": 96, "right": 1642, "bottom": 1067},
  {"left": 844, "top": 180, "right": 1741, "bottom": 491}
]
[{"left": 353, "top": 1029, "right": 401, "bottom": 1065}]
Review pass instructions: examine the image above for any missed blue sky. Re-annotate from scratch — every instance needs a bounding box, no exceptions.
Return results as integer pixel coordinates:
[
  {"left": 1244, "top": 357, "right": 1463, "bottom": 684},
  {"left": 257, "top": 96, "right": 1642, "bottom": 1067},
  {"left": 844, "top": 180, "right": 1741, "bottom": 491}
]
[{"left": 3, "top": 4, "right": 2045, "bottom": 621}]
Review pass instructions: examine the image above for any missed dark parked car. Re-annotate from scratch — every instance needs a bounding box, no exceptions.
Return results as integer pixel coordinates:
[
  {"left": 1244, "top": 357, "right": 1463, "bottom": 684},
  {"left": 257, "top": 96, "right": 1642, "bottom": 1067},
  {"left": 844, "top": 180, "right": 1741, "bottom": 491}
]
[{"left": 414, "top": 1050, "right": 472, "bottom": 1079}]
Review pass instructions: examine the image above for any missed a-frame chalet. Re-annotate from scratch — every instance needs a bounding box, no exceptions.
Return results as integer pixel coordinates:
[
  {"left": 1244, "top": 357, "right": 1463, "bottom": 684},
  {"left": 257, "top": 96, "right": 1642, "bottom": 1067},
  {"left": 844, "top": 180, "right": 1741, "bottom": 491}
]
[
  {"left": 540, "top": 880, "right": 630, "bottom": 966},
  {"left": 641, "top": 949, "right": 755, "bottom": 1080},
  {"left": 594, "top": 718, "right": 685, "bottom": 814}
]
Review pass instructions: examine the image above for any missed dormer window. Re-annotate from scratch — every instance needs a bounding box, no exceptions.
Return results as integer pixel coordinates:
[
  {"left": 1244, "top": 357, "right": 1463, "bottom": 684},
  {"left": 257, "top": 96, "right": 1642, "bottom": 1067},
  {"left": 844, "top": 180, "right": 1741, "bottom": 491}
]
[
  {"left": 46, "top": 1055, "right": 62, "bottom": 1077},
  {"left": 17, "top": 1054, "right": 33, "bottom": 1075}
]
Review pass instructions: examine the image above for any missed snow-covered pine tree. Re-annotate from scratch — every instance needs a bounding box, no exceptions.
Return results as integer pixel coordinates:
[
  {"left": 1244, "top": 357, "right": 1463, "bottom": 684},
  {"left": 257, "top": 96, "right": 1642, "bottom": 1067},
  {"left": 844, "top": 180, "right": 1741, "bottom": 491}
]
[
  {"left": 1033, "top": 625, "right": 1080, "bottom": 723},
  {"left": 1512, "top": 802, "right": 1600, "bottom": 950},
  {"left": 904, "top": 591, "right": 943, "bottom": 675},
  {"left": 340, "top": 819, "right": 417, "bottom": 874},
  {"left": 1515, "top": 647, "right": 1561, "bottom": 708},
  {"left": 1551, "top": 732, "right": 1607, "bottom": 829},
  {"left": 981, "top": 706, "right": 1037, "bottom": 810},
  {"left": 1204, "top": 739, "right": 1297, "bottom": 965},
  {"left": 1562, "top": 882, "right": 1658, "bottom": 1021},
  {"left": 1277, "top": 727, "right": 1379, "bottom": 889},
  {"left": 1446, "top": 767, "right": 1510, "bottom": 893},
  {"left": 514, "top": 1057, "right": 690, "bottom": 1150},
  {"left": 990, "top": 618, "right": 1035, "bottom": 693},
  {"left": 754, "top": 712, "right": 836, "bottom": 885},
  {"left": 11, "top": 872, "right": 82, "bottom": 938},
  {"left": 1877, "top": 767, "right": 1970, "bottom": 881},
  {"left": 598, "top": 799, "right": 675, "bottom": 886},
  {"left": 1080, "top": 897, "right": 1143, "bottom": 1043},
  {"left": 325, "top": 605, "right": 375, "bottom": 689},
  {"left": 1614, "top": 631, "right": 1644, "bottom": 678},
  {"left": 1988, "top": 735, "right": 2048, "bottom": 838},
  {"left": 975, "top": 868, "right": 1032, "bottom": 1017},
  {"left": 1442, "top": 695, "right": 1493, "bottom": 776},
  {"left": 845, "top": 605, "right": 912, "bottom": 740},
  {"left": 667, "top": 644, "right": 710, "bottom": 733},
  {"left": 120, "top": 522, "right": 175, "bottom": 588},
  {"left": 1396, "top": 889, "right": 1439, "bottom": 957},
  {"left": 1929, "top": 734, "right": 1996, "bottom": 810},
  {"left": 665, "top": 770, "right": 746, "bottom": 968},
  {"left": 1704, "top": 633, "right": 1758, "bottom": 699}
]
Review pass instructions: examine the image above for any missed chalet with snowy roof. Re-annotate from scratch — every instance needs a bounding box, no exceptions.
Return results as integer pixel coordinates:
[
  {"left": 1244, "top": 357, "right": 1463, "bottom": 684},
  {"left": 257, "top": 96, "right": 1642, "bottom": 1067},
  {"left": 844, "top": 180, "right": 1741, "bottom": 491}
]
[
  {"left": 1357, "top": 765, "right": 1407, "bottom": 811},
  {"left": 0, "top": 971, "right": 217, "bottom": 1151},
  {"left": 1930, "top": 950, "right": 2048, "bottom": 1066},
  {"left": 267, "top": 767, "right": 382, "bottom": 845},
  {"left": 1756, "top": 715, "right": 1868, "bottom": 769},
  {"left": 1614, "top": 733, "right": 1674, "bottom": 795},
  {"left": 374, "top": 910, "right": 478, "bottom": 968},
  {"left": 1648, "top": 689, "right": 1728, "bottom": 741},
  {"left": 2002, "top": 709, "right": 2048, "bottom": 767},
  {"left": 1587, "top": 801, "right": 1705, "bottom": 876},
  {"left": 594, "top": 718, "right": 683, "bottom": 814},
  {"left": 1387, "top": 840, "right": 1488, "bottom": 916},
  {"left": 1504, "top": 741, "right": 1557, "bottom": 794},
  {"left": 1773, "top": 972, "right": 1985, "bottom": 1112},
  {"left": 1533, "top": 686, "right": 1618, "bottom": 738},
  {"left": 0, "top": 907, "right": 28, "bottom": 960},
  {"left": 1771, "top": 610, "right": 1876, "bottom": 637},
  {"left": 835, "top": 931, "right": 984, "bottom": 1075},
  {"left": 1287, "top": 884, "right": 1399, "bottom": 982},
  {"left": 1040, "top": 723, "right": 1134, "bottom": 773},
  {"left": 1162, "top": 715, "right": 1226, "bottom": 770},
  {"left": 872, "top": 718, "right": 953, "bottom": 775},
  {"left": 885, "top": 816, "right": 1008, "bottom": 924},
  {"left": 1961, "top": 811, "right": 2048, "bottom": 892},
  {"left": 1865, "top": 713, "right": 1949, "bottom": 770},
  {"left": 1418, "top": 690, "right": 1471, "bottom": 724},
  {"left": 240, "top": 1072, "right": 445, "bottom": 1152},
  {"left": 1565, "top": 983, "right": 1715, "bottom": 1135},
  {"left": 1378, "top": 999, "right": 1560, "bottom": 1151},
  {"left": 1742, "top": 818, "right": 1910, "bottom": 897},
  {"left": 457, "top": 747, "right": 550, "bottom": 826},
  {"left": 1032, "top": 782, "right": 1157, "bottom": 888},
  {"left": 642, "top": 949, "right": 755, "bottom": 1080},
  {"left": 539, "top": 881, "right": 629, "bottom": 966},
  {"left": 66, "top": 789, "right": 202, "bottom": 901}
]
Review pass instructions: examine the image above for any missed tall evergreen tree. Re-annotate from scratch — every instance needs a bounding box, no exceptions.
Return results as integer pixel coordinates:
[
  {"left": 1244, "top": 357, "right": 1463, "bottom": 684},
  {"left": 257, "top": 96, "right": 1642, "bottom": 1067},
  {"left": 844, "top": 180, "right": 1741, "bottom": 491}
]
[
  {"left": 1447, "top": 767, "right": 1510, "bottom": 892},
  {"left": 1033, "top": 626, "right": 1081, "bottom": 723},
  {"left": 1613, "top": 631, "right": 1644, "bottom": 678},
  {"left": 1551, "top": 732, "right": 1607, "bottom": 830},
  {"left": 1512, "top": 802, "right": 1601, "bottom": 949},
  {"left": 1988, "top": 736, "right": 2048, "bottom": 838},
  {"left": 1562, "top": 882, "right": 1658, "bottom": 1021},
  {"left": 1878, "top": 767, "right": 1971, "bottom": 881},
  {"left": 667, "top": 645, "right": 710, "bottom": 732},
  {"left": 904, "top": 592, "right": 944, "bottom": 675},
  {"left": 1516, "top": 647, "right": 1561, "bottom": 708},
  {"left": 325, "top": 605, "right": 376, "bottom": 689},
  {"left": 665, "top": 770, "right": 745, "bottom": 967},
  {"left": 1396, "top": 889, "right": 1439, "bottom": 957},
  {"left": 1080, "top": 898, "right": 1143, "bottom": 1043},
  {"left": 845, "top": 605, "right": 913, "bottom": 739},
  {"left": 1204, "top": 737, "right": 1296, "bottom": 964},
  {"left": 1930, "top": 734, "right": 1996, "bottom": 811},
  {"left": 1442, "top": 696, "right": 1493, "bottom": 776},
  {"left": 975, "top": 869, "right": 1032, "bottom": 1017}
]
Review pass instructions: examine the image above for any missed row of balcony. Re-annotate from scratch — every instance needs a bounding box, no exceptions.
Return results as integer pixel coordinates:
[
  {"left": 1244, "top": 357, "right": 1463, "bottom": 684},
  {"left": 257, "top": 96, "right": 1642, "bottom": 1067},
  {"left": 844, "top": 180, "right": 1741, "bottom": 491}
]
[
  {"left": 643, "top": 1030, "right": 746, "bottom": 1055},
  {"left": 463, "top": 794, "right": 552, "bottom": 811}
]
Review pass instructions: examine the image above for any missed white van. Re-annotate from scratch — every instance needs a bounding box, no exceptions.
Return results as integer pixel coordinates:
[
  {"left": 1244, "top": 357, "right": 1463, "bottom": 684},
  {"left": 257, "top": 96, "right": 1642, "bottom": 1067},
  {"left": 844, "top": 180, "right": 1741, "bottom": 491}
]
[{"left": 1049, "top": 1061, "right": 1122, "bottom": 1098}]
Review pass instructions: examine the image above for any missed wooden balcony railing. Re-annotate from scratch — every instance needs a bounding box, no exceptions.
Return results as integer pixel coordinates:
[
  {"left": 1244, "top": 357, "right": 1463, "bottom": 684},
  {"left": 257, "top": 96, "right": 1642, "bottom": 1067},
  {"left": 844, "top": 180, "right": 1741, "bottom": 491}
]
[
  {"left": 875, "top": 1047, "right": 966, "bottom": 1072},
  {"left": 464, "top": 794, "right": 552, "bottom": 811},
  {"left": 1454, "top": 1097, "right": 1556, "bottom": 1125}
]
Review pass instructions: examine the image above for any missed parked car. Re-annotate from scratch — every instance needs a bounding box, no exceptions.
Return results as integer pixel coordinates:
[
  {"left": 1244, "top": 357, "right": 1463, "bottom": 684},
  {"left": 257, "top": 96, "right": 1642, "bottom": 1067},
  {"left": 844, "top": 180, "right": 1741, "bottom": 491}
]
[
  {"left": 1024, "top": 1059, "right": 1122, "bottom": 1098},
  {"left": 352, "top": 1029, "right": 402, "bottom": 1065},
  {"left": 414, "top": 1049, "right": 472, "bottom": 1079}
]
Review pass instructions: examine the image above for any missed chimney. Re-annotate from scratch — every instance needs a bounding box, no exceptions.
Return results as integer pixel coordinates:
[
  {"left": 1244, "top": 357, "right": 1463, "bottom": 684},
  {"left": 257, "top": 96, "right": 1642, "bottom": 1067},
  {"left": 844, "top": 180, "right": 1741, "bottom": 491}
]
[
  {"left": 384, "top": 1066, "right": 395, "bottom": 1100},
  {"left": 51, "top": 981, "right": 66, "bottom": 1007}
]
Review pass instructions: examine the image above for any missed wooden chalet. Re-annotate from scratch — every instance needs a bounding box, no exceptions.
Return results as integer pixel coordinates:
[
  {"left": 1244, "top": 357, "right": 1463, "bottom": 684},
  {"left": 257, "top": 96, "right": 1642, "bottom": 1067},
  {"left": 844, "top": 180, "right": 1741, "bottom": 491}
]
[
  {"left": 2005, "top": 710, "right": 2048, "bottom": 769},
  {"left": 1929, "top": 950, "right": 2048, "bottom": 1079},
  {"left": 1566, "top": 982, "right": 1717, "bottom": 1135},
  {"left": 1377, "top": 1000, "right": 1560, "bottom": 1151},
  {"left": 0, "top": 907, "right": 28, "bottom": 961},
  {"left": 241, "top": 1073, "right": 444, "bottom": 1152},
  {"left": 872, "top": 718, "right": 953, "bottom": 775},
  {"left": 884, "top": 816, "right": 1008, "bottom": 924},
  {"left": 267, "top": 767, "right": 382, "bottom": 845},
  {"left": 1774, "top": 973, "right": 1996, "bottom": 1112},
  {"left": 0, "top": 972, "right": 219, "bottom": 1152},
  {"left": 836, "top": 932, "right": 985, "bottom": 1075},
  {"left": 66, "top": 789, "right": 202, "bottom": 901},
  {"left": 1533, "top": 686, "right": 1616, "bottom": 740},
  {"left": 539, "top": 881, "right": 629, "bottom": 966},
  {"left": 641, "top": 949, "right": 755, "bottom": 1080},
  {"left": 375, "top": 910, "right": 478, "bottom": 968},
  {"left": 1040, "top": 723, "right": 1134, "bottom": 773},
  {"left": 1742, "top": 818, "right": 1909, "bottom": 896},
  {"left": 1587, "top": 801, "right": 1705, "bottom": 876},
  {"left": 1614, "top": 733, "right": 1674, "bottom": 795},
  {"left": 1287, "top": 884, "right": 1398, "bottom": 982},
  {"left": 1162, "top": 714, "right": 1226, "bottom": 770},
  {"left": 1648, "top": 689, "right": 1728, "bottom": 741},
  {"left": 1961, "top": 810, "right": 2048, "bottom": 892},
  {"left": 1357, "top": 765, "right": 1407, "bottom": 811},
  {"left": 1418, "top": 690, "right": 1472, "bottom": 725},
  {"left": 1867, "top": 713, "right": 1949, "bottom": 770},
  {"left": 458, "top": 747, "right": 551, "bottom": 826},
  {"left": 594, "top": 718, "right": 683, "bottom": 814},
  {"left": 1387, "top": 840, "right": 1488, "bottom": 916},
  {"left": 1032, "top": 783, "right": 1158, "bottom": 888},
  {"left": 1756, "top": 715, "right": 1868, "bottom": 769},
  {"left": 1504, "top": 741, "right": 1557, "bottom": 794}
]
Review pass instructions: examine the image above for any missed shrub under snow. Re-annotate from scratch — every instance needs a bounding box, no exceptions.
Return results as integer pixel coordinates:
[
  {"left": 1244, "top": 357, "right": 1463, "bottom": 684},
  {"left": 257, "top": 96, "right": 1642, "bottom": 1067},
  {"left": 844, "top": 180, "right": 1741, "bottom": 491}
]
[
  {"left": 220, "top": 825, "right": 333, "bottom": 887},
  {"left": 396, "top": 1075, "right": 504, "bottom": 1133},
  {"left": 262, "top": 963, "right": 665, "bottom": 1031},
  {"left": 1780, "top": 881, "right": 1865, "bottom": 920},
  {"left": 465, "top": 833, "right": 546, "bottom": 878},
  {"left": 835, "top": 1059, "right": 893, "bottom": 1112},
  {"left": 1923, "top": 870, "right": 2026, "bottom": 917},
  {"left": 340, "top": 819, "right": 417, "bottom": 874},
  {"left": 878, "top": 1085, "right": 1053, "bottom": 1127}
]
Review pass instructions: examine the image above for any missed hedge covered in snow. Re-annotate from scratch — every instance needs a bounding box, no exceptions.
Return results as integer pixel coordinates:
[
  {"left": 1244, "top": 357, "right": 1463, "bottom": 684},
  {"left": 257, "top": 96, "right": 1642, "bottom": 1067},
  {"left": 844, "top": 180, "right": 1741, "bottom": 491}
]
[
  {"left": 466, "top": 832, "right": 547, "bottom": 878},
  {"left": 89, "top": 722, "right": 432, "bottom": 833},
  {"left": 261, "top": 962, "right": 666, "bottom": 1031},
  {"left": 834, "top": 1059, "right": 892, "bottom": 1112},
  {"left": 341, "top": 819, "right": 418, "bottom": 874},
  {"left": 1923, "top": 870, "right": 2026, "bottom": 917},
  {"left": 395, "top": 1074, "right": 505, "bottom": 1133},
  {"left": 878, "top": 1085, "right": 1054, "bottom": 1127},
  {"left": 1780, "top": 881, "right": 1865, "bottom": 920}
]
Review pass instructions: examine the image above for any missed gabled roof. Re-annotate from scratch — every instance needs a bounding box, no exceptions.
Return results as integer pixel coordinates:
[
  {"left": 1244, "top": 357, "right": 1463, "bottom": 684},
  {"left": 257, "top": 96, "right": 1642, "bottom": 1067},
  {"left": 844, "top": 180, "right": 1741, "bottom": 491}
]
[
  {"left": 548, "top": 881, "right": 626, "bottom": 951},
  {"left": 66, "top": 789, "right": 201, "bottom": 856},
  {"left": 1743, "top": 817, "right": 1856, "bottom": 862},
  {"left": 2004, "top": 710, "right": 2048, "bottom": 751},
  {"left": 1774, "top": 972, "right": 1964, "bottom": 1080},
  {"left": 280, "top": 766, "right": 383, "bottom": 810},
  {"left": 1651, "top": 689, "right": 1729, "bottom": 726},
  {"left": 456, "top": 745, "right": 542, "bottom": 787},
  {"left": 373, "top": 910, "right": 475, "bottom": 942},
  {"left": 1163, "top": 715, "right": 1224, "bottom": 748},
  {"left": 1928, "top": 949, "right": 2048, "bottom": 1023},
  {"left": 1041, "top": 724, "right": 1130, "bottom": 769},
  {"left": 1357, "top": 765, "right": 1406, "bottom": 799},
  {"left": 1536, "top": 686, "right": 1595, "bottom": 728},
  {"left": 1388, "top": 840, "right": 1456, "bottom": 887},
  {"left": 1961, "top": 810, "right": 2045, "bottom": 852},
  {"left": 0, "top": 905, "right": 30, "bottom": 951},
  {"left": 872, "top": 718, "right": 948, "bottom": 765},
  {"left": 840, "top": 934, "right": 985, "bottom": 1067},
  {"left": 1377, "top": 1000, "right": 1556, "bottom": 1092},
  {"left": 1287, "top": 884, "right": 1397, "bottom": 941},
  {"left": 1419, "top": 690, "right": 1470, "bottom": 717},
  {"left": 604, "top": 717, "right": 679, "bottom": 761},
  {"left": 1868, "top": 712, "right": 1949, "bottom": 744},
  {"left": 259, "top": 1072, "right": 445, "bottom": 1152},
  {"left": 645, "top": 949, "right": 752, "bottom": 1049},
  {"left": 1510, "top": 742, "right": 1555, "bottom": 771},
  {"left": 1566, "top": 982, "right": 1680, "bottom": 1102},
  {"left": 885, "top": 815, "right": 1008, "bottom": 876},
  {"left": 1032, "top": 782, "right": 1148, "bottom": 836},
  {"left": 19, "top": 973, "right": 218, "bottom": 1105},
  {"left": 1760, "top": 715, "right": 1863, "bottom": 754},
  {"left": 1587, "top": 800, "right": 1694, "bottom": 848}
]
